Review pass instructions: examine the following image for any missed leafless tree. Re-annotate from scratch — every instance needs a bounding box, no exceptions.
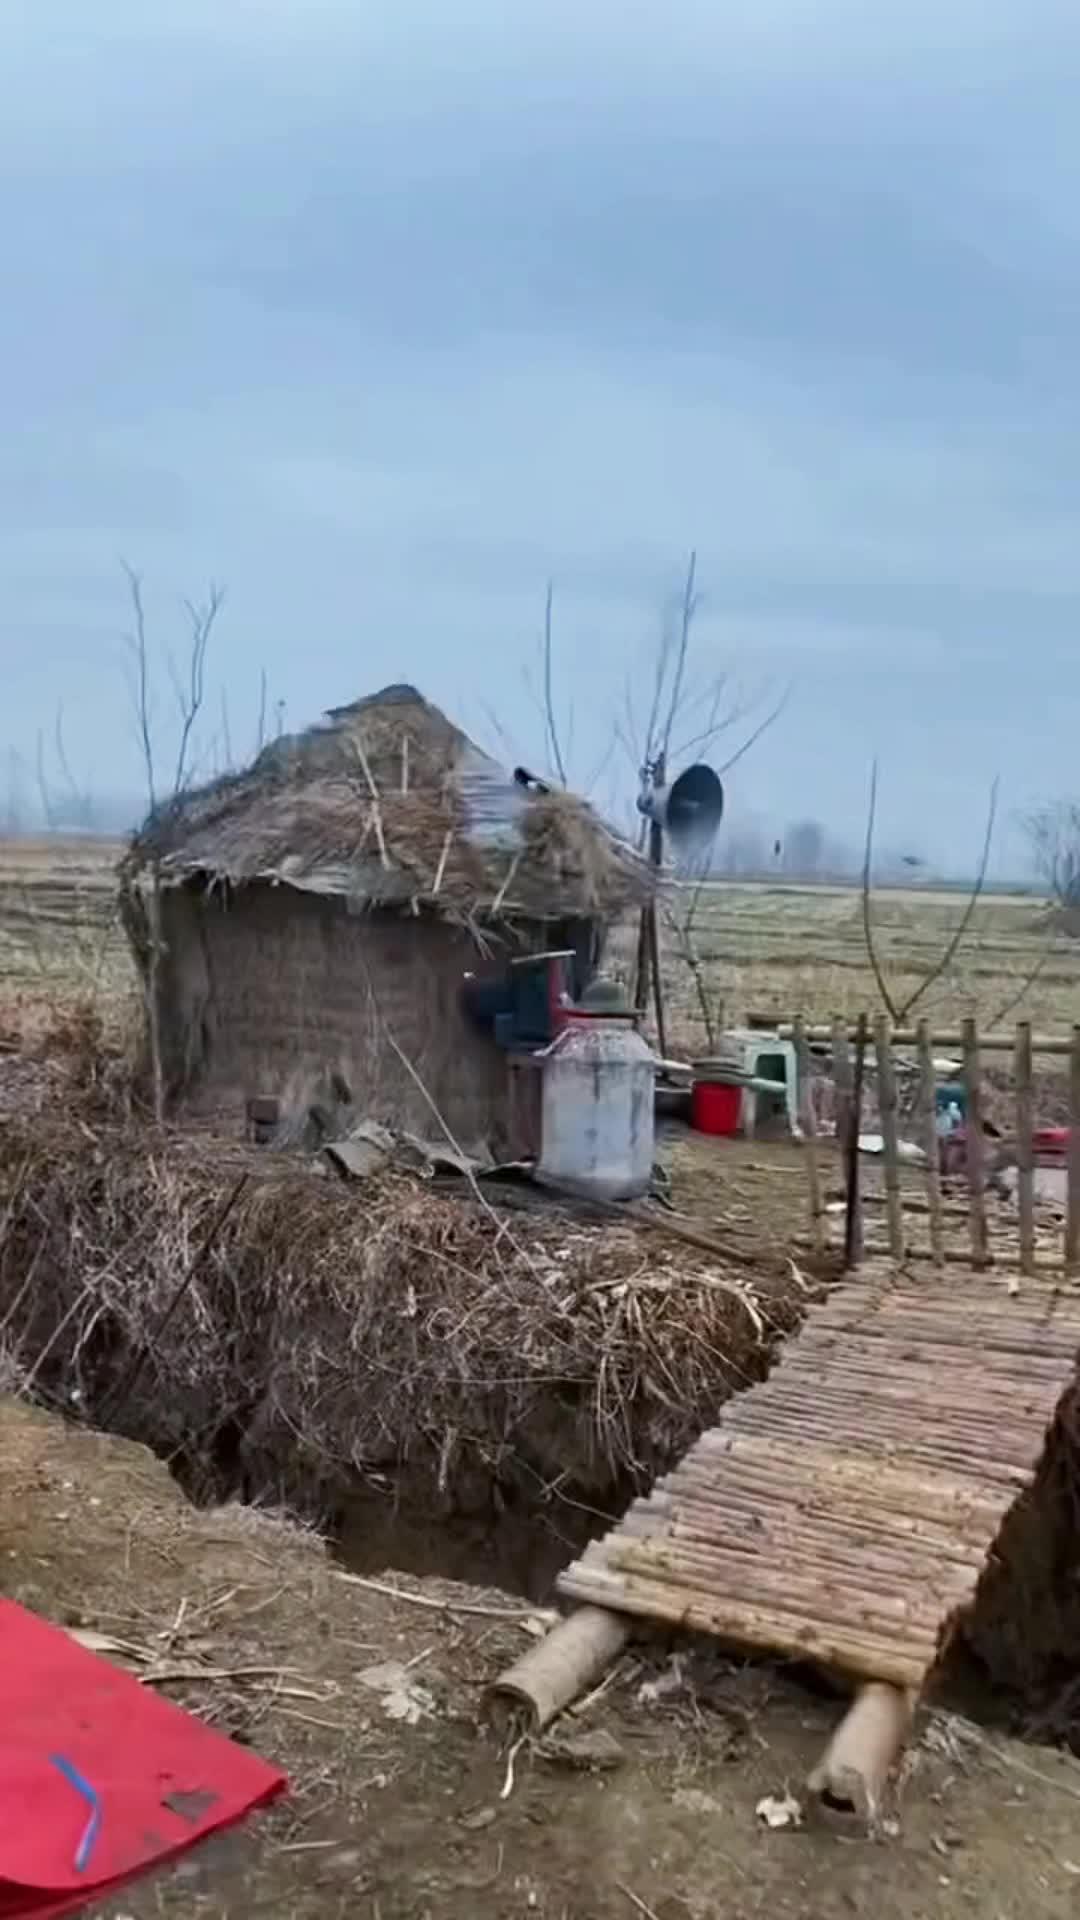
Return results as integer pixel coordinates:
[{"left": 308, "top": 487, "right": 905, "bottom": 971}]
[
  {"left": 3, "top": 751, "right": 28, "bottom": 834},
  {"left": 626, "top": 552, "right": 788, "bottom": 802},
  {"left": 782, "top": 819, "right": 825, "bottom": 879},
  {"left": 662, "top": 854, "right": 727, "bottom": 1051},
  {"left": 535, "top": 551, "right": 786, "bottom": 821},
  {"left": 1025, "top": 799, "right": 1080, "bottom": 930},
  {"left": 50, "top": 705, "right": 96, "bottom": 829},
  {"left": 485, "top": 553, "right": 787, "bottom": 1046},
  {"left": 119, "top": 563, "right": 225, "bottom": 1124},
  {"left": 32, "top": 711, "right": 95, "bottom": 831},
  {"left": 533, "top": 551, "right": 788, "bottom": 1046},
  {"left": 34, "top": 730, "right": 57, "bottom": 830},
  {"left": 633, "top": 553, "right": 788, "bottom": 1032},
  {"left": 861, "top": 760, "right": 999, "bottom": 1025}
]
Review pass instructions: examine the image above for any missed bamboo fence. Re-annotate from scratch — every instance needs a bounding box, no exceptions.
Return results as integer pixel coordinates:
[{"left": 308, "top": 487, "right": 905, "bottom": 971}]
[{"left": 795, "top": 1016, "right": 1080, "bottom": 1278}]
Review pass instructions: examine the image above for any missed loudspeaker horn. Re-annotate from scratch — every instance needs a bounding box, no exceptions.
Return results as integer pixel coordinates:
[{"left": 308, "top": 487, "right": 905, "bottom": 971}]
[{"left": 638, "top": 762, "right": 724, "bottom": 857}]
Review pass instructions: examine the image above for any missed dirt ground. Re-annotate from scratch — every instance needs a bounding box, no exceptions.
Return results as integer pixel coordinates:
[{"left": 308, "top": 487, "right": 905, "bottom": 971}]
[{"left": 3, "top": 1400, "right": 1080, "bottom": 1920}]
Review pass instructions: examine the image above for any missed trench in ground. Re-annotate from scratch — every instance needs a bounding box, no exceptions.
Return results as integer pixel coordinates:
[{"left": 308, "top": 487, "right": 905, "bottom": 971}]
[
  {"left": 330, "top": 1475, "right": 604, "bottom": 1605},
  {"left": 142, "top": 1387, "right": 1080, "bottom": 1756}
]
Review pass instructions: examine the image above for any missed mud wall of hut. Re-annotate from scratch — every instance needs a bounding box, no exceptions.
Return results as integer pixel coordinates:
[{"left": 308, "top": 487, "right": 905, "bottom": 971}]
[{"left": 157, "top": 881, "right": 513, "bottom": 1147}]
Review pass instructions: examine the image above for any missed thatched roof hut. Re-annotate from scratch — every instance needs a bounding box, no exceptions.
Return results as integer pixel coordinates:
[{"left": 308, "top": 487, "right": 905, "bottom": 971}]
[{"left": 123, "top": 684, "right": 646, "bottom": 1148}]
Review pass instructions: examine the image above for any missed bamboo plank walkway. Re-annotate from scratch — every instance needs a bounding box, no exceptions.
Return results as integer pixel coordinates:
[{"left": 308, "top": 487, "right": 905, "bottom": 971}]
[{"left": 558, "top": 1271, "right": 1080, "bottom": 1691}]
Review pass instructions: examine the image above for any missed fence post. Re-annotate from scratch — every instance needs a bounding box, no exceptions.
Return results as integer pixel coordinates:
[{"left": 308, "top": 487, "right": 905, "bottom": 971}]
[
  {"left": 832, "top": 1015, "right": 853, "bottom": 1165},
  {"left": 1067, "top": 1026, "right": 1080, "bottom": 1278},
  {"left": 916, "top": 1018, "right": 945, "bottom": 1269},
  {"left": 962, "top": 1016, "right": 989, "bottom": 1268},
  {"left": 1015, "top": 1020, "right": 1035, "bottom": 1277},
  {"left": 793, "top": 1015, "right": 826, "bottom": 1255},
  {"left": 874, "top": 1015, "right": 904, "bottom": 1261},
  {"left": 844, "top": 1014, "right": 868, "bottom": 1270}
]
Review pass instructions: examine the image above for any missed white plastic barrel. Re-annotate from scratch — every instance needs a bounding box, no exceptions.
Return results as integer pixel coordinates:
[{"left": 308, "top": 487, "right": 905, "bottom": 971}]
[{"left": 537, "top": 1014, "right": 656, "bottom": 1201}]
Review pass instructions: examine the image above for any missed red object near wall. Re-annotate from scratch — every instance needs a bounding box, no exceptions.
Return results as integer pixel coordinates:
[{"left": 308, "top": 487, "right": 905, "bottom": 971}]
[
  {"left": 691, "top": 1079, "right": 742, "bottom": 1136},
  {"left": 0, "top": 1598, "right": 286, "bottom": 1918}
]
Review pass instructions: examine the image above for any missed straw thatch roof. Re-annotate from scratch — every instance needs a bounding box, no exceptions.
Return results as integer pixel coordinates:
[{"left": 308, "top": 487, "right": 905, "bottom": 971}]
[{"left": 128, "top": 684, "right": 647, "bottom": 922}]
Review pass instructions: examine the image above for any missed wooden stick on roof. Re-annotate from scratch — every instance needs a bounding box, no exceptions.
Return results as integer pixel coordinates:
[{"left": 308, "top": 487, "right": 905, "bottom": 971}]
[
  {"left": 352, "top": 738, "right": 391, "bottom": 870},
  {"left": 432, "top": 827, "right": 454, "bottom": 897},
  {"left": 492, "top": 852, "right": 521, "bottom": 914}
]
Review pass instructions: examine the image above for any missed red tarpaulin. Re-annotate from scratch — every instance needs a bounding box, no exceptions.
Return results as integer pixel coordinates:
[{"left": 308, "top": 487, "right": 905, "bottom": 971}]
[{"left": 0, "top": 1598, "right": 287, "bottom": 1917}]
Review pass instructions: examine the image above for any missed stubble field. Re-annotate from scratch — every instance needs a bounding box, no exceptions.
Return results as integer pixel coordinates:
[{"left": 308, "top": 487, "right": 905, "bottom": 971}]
[
  {"left": 0, "top": 835, "right": 132, "bottom": 1037},
  {"left": 0, "top": 837, "right": 1073, "bottom": 1047}
]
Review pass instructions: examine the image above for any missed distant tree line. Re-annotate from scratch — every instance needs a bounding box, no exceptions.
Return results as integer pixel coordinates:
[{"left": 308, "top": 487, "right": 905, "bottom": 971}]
[
  {"left": 710, "top": 815, "right": 937, "bottom": 884},
  {"left": 714, "top": 816, "right": 859, "bottom": 881}
]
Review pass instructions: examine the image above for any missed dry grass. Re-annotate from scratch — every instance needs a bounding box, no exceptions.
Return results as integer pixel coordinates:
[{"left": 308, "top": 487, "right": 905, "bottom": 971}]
[
  {"left": 128, "top": 686, "right": 646, "bottom": 922},
  {"left": 0, "top": 1061, "right": 804, "bottom": 1518}
]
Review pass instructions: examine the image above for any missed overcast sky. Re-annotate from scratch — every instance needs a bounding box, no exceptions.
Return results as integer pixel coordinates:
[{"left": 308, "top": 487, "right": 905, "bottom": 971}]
[{"left": 3, "top": 1, "right": 1079, "bottom": 869}]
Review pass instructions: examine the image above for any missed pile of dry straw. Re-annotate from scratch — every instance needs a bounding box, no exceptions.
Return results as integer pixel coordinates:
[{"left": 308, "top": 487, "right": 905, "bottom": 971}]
[{"left": 0, "top": 1052, "right": 804, "bottom": 1518}]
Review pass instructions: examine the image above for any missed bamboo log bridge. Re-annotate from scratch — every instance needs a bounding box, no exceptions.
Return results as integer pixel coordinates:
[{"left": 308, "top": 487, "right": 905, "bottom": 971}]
[
  {"left": 558, "top": 1272, "right": 1080, "bottom": 1686},
  {"left": 531, "top": 1270, "right": 1080, "bottom": 1810}
]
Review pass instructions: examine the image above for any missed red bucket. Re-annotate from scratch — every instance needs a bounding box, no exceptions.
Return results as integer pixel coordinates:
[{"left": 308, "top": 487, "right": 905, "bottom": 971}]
[{"left": 691, "top": 1078, "right": 743, "bottom": 1137}]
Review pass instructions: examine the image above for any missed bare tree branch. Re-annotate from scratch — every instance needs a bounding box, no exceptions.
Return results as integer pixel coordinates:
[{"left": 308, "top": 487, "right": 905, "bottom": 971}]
[
  {"left": 34, "top": 730, "right": 56, "bottom": 831},
  {"left": 714, "top": 688, "right": 791, "bottom": 777},
  {"left": 861, "top": 759, "right": 900, "bottom": 1023},
  {"left": 662, "top": 896, "right": 720, "bottom": 1052},
  {"left": 987, "top": 925, "right": 1059, "bottom": 1028},
  {"left": 670, "top": 676, "right": 736, "bottom": 761},
  {"left": 659, "top": 549, "right": 697, "bottom": 762},
  {"left": 894, "top": 777, "right": 999, "bottom": 1023},
  {"left": 579, "top": 731, "right": 620, "bottom": 802},
  {"left": 119, "top": 561, "right": 164, "bottom": 1125},
  {"left": 52, "top": 704, "right": 93, "bottom": 828},
  {"left": 639, "top": 608, "right": 674, "bottom": 772},
  {"left": 542, "top": 579, "right": 568, "bottom": 787},
  {"left": 118, "top": 563, "right": 226, "bottom": 1129},
  {"left": 4, "top": 749, "right": 28, "bottom": 833},
  {"left": 172, "top": 585, "right": 225, "bottom": 795},
  {"left": 1025, "top": 799, "right": 1080, "bottom": 925},
  {"left": 861, "top": 762, "right": 1000, "bottom": 1026},
  {"left": 121, "top": 560, "right": 157, "bottom": 814}
]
